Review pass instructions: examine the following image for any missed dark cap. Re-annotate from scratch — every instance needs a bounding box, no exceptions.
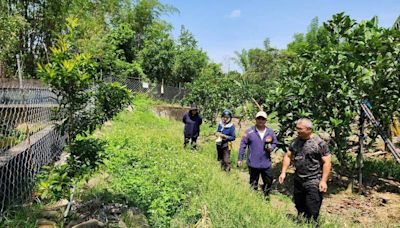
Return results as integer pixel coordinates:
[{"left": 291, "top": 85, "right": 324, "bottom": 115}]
[{"left": 190, "top": 103, "right": 198, "bottom": 111}]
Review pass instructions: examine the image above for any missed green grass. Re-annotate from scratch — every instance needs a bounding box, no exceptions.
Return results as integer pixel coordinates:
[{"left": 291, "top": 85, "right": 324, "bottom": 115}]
[
  {"left": 0, "top": 95, "right": 345, "bottom": 227},
  {"left": 91, "top": 95, "right": 340, "bottom": 227},
  {"left": 0, "top": 204, "right": 42, "bottom": 228}
]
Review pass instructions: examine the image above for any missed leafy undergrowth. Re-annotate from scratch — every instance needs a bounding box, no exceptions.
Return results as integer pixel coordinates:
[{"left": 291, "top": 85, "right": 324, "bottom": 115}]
[
  {"left": 0, "top": 96, "right": 344, "bottom": 227},
  {"left": 0, "top": 205, "right": 41, "bottom": 227},
  {"left": 91, "top": 96, "right": 341, "bottom": 227}
]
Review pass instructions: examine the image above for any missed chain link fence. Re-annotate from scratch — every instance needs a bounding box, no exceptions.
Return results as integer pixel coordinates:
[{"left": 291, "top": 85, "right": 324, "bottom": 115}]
[
  {"left": 0, "top": 78, "right": 64, "bottom": 212},
  {"left": 0, "top": 76, "right": 187, "bottom": 212},
  {"left": 106, "top": 77, "right": 187, "bottom": 103}
]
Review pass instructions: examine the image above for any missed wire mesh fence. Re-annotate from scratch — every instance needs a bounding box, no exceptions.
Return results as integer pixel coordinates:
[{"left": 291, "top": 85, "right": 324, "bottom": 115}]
[
  {"left": 0, "top": 79, "right": 58, "bottom": 155},
  {"left": 0, "top": 78, "right": 64, "bottom": 212},
  {"left": 105, "top": 76, "right": 187, "bottom": 103},
  {"left": 0, "top": 76, "right": 187, "bottom": 212}
]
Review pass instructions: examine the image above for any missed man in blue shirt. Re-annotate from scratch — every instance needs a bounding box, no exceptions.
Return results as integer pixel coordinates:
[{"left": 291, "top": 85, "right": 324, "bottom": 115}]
[{"left": 237, "top": 111, "right": 278, "bottom": 198}]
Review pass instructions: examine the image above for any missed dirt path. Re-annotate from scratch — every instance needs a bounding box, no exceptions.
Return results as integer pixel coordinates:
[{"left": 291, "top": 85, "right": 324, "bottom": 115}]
[
  {"left": 157, "top": 106, "right": 400, "bottom": 227},
  {"left": 228, "top": 118, "right": 400, "bottom": 227}
]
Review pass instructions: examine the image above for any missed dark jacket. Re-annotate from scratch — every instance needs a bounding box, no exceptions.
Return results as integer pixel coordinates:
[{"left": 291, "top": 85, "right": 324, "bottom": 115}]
[
  {"left": 238, "top": 126, "right": 277, "bottom": 169},
  {"left": 290, "top": 136, "right": 330, "bottom": 180},
  {"left": 216, "top": 122, "right": 236, "bottom": 148},
  {"left": 183, "top": 111, "right": 202, "bottom": 138}
]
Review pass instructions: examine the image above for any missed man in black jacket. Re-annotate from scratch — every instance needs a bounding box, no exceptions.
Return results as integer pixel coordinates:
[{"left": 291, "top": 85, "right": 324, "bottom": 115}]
[{"left": 182, "top": 103, "right": 202, "bottom": 150}]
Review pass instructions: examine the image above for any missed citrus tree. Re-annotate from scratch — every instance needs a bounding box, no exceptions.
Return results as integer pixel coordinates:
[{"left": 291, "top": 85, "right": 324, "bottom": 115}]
[
  {"left": 184, "top": 64, "right": 251, "bottom": 123},
  {"left": 266, "top": 13, "right": 400, "bottom": 164},
  {"left": 39, "top": 17, "right": 133, "bottom": 140}
]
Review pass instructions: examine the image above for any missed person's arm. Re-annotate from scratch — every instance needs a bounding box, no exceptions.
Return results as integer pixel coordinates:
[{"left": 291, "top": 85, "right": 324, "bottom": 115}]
[
  {"left": 319, "top": 141, "right": 331, "bottom": 192},
  {"left": 199, "top": 115, "right": 203, "bottom": 125},
  {"left": 279, "top": 151, "right": 292, "bottom": 184},
  {"left": 237, "top": 131, "right": 249, "bottom": 166},
  {"left": 182, "top": 113, "right": 187, "bottom": 124},
  {"left": 221, "top": 125, "right": 236, "bottom": 141},
  {"left": 215, "top": 125, "right": 222, "bottom": 136},
  {"left": 228, "top": 125, "right": 236, "bottom": 141},
  {"left": 319, "top": 154, "right": 332, "bottom": 192}
]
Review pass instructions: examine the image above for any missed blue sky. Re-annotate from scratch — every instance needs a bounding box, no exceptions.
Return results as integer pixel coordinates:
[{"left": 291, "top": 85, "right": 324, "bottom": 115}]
[{"left": 160, "top": 0, "right": 400, "bottom": 72}]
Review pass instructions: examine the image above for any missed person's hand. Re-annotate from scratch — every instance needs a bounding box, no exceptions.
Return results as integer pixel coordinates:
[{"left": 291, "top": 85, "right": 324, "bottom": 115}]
[
  {"left": 319, "top": 181, "right": 328, "bottom": 192},
  {"left": 237, "top": 160, "right": 242, "bottom": 167},
  {"left": 278, "top": 173, "right": 286, "bottom": 184}
]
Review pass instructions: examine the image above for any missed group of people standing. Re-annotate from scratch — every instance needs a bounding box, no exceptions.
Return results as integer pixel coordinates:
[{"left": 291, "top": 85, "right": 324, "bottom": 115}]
[{"left": 182, "top": 105, "right": 331, "bottom": 223}]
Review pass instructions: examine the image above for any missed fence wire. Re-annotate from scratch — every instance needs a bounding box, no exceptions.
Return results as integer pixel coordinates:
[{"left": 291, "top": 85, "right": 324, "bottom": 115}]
[
  {"left": 106, "top": 76, "right": 187, "bottom": 103},
  {"left": 0, "top": 79, "right": 64, "bottom": 212},
  {"left": 0, "top": 77, "right": 187, "bottom": 212}
]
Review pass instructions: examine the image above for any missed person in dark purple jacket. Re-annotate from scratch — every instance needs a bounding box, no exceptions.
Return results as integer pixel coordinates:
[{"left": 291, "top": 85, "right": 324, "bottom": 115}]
[
  {"left": 237, "top": 111, "right": 278, "bottom": 198},
  {"left": 182, "top": 103, "right": 202, "bottom": 149}
]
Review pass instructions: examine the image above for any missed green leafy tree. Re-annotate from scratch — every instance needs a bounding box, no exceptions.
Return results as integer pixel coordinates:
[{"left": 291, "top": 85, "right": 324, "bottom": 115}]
[
  {"left": 0, "top": 0, "right": 71, "bottom": 77},
  {"left": 39, "top": 17, "right": 133, "bottom": 140},
  {"left": 231, "top": 38, "right": 285, "bottom": 107},
  {"left": 38, "top": 17, "right": 97, "bottom": 139},
  {"left": 184, "top": 64, "right": 249, "bottom": 123},
  {"left": 284, "top": 17, "right": 330, "bottom": 56},
  {"left": 267, "top": 13, "right": 400, "bottom": 165},
  {"left": 233, "top": 49, "right": 250, "bottom": 72},
  {"left": 139, "top": 22, "right": 176, "bottom": 83},
  {"left": 0, "top": 9, "right": 27, "bottom": 76},
  {"left": 233, "top": 38, "right": 283, "bottom": 84},
  {"left": 172, "top": 26, "right": 208, "bottom": 84}
]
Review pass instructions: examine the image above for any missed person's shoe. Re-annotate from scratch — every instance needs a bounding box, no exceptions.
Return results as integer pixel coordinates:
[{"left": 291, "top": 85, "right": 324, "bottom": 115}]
[{"left": 191, "top": 142, "right": 197, "bottom": 149}]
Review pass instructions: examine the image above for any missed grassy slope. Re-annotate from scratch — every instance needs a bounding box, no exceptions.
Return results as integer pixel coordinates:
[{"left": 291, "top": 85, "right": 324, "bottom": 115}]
[
  {"left": 94, "top": 96, "right": 342, "bottom": 228},
  {"left": 0, "top": 96, "right": 344, "bottom": 227}
]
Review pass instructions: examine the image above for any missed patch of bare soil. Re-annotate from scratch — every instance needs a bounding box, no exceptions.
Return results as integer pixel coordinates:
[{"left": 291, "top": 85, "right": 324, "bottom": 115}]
[
  {"left": 322, "top": 191, "right": 400, "bottom": 227},
  {"left": 228, "top": 119, "right": 400, "bottom": 227},
  {"left": 233, "top": 151, "right": 400, "bottom": 227}
]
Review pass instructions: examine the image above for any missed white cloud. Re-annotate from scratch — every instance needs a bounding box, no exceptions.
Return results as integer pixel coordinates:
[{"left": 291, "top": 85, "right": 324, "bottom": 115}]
[{"left": 228, "top": 9, "right": 241, "bottom": 18}]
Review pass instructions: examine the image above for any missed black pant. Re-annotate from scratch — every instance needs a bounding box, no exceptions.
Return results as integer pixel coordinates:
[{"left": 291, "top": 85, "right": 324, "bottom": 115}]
[
  {"left": 249, "top": 167, "right": 273, "bottom": 197},
  {"left": 216, "top": 145, "right": 231, "bottom": 171},
  {"left": 184, "top": 137, "right": 197, "bottom": 149},
  {"left": 294, "top": 177, "right": 323, "bottom": 222}
]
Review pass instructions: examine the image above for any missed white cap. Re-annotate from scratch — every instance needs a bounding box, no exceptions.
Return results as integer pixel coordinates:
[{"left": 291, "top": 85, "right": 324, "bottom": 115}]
[{"left": 255, "top": 111, "right": 267, "bottom": 119}]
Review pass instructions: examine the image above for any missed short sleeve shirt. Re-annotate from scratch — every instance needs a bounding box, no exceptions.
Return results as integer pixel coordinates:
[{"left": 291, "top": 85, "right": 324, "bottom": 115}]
[{"left": 289, "top": 135, "right": 330, "bottom": 180}]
